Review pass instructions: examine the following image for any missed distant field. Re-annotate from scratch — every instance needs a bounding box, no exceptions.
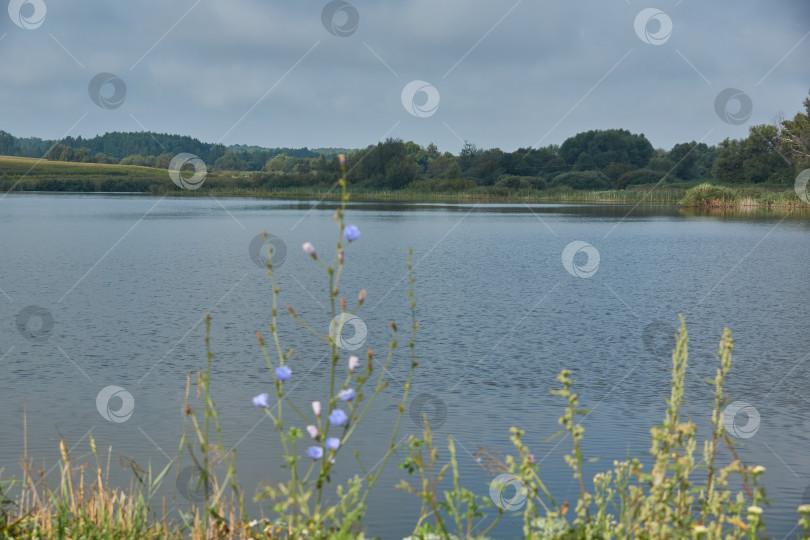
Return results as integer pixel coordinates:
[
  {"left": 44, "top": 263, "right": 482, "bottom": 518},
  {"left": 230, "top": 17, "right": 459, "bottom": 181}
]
[
  {"left": 0, "top": 155, "right": 801, "bottom": 207},
  {"left": 0, "top": 155, "right": 168, "bottom": 180},
  {"left": 0, "top": 155, "right": 172, "bottom": 193}
]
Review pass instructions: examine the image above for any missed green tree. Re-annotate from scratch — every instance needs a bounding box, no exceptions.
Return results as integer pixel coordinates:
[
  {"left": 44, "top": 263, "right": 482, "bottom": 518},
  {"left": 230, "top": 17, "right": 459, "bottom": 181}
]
[
  {"left": 560, "top": 129, "right": 654, "bottom": 169},
  {"left": 265, "top": 153, "right": 294, "bottom": 173},
  {"left": 425, "top": 143, "right": 440, "bottom": 161},
  {"left": 45, "top": 143, "right": 75, "bottom": 162},
  {"left": 617, "top": 168, "right": 661, "bottom": 188},
  {"left": 0, "top": 130, "right": 14, "bottom": 155},
  {"left": 404, "top": 141, "right": 429, "bottom": 171},
  {"left": 713, "top": 124, "right": 793, "bottom": 184},
  {"left": 466, "top": 148, "right": 504, "bottom": 185},
  {"left": 668, "top": 142, "right": 699, "bottom": 179},
  {"left": 120, "top": 154, "right": 147, "bottom": 166},
  {"left": 458, "top": 140, "right": 479, "bottom": 171},
  {"left": 601, "top": 162, "right": 638, "bottom": 188},
  {"left": 384, "top": 156, "right": 419, "bottom": 189},
  {"left": 214, "top": 150, "right": 248, "bottom": 171},
  {"left": 443, "top": 161, "right": 461, "bottom": 180},
  {"left": 155, "top": 153, "right": 173, "bottom": 169},
  {"left": 780, "top": 90, "right": 810, "bottom": 171},
  {"left": 425, "top": 153, "right": 455, "bottom": 178}
]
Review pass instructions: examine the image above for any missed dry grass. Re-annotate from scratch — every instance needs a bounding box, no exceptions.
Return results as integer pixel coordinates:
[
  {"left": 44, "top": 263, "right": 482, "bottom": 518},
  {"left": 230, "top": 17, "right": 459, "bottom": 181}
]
[{"left": 0, "top": 416, "right": 258, "bottom": 539}]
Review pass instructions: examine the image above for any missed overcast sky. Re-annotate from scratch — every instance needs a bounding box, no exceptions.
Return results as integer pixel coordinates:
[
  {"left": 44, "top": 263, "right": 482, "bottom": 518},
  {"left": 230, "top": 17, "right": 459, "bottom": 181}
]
[{"left": 1, "top": 0, "right": 808, "bottom": 153}]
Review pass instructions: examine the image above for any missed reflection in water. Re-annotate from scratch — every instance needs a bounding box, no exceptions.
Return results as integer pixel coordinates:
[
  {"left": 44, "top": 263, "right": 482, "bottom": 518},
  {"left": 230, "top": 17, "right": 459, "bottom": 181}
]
[{"left": 680, "top": 205, "right": 810, "bottom": 223}]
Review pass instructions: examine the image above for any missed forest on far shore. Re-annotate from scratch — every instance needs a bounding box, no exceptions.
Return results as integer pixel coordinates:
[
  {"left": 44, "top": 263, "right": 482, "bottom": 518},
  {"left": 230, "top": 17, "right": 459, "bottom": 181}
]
[{"left": 1, "top": 90, "right": 808, "bottom": 196}]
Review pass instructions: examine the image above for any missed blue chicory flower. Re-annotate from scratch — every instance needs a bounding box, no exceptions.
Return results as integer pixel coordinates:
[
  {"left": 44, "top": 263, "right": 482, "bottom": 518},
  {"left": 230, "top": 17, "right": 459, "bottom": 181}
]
[
  {"left": 343, "top": 225, "right": 360, "bottom": 242},
  {"left": 329, "top": 409, "right": 348, "bottom": 427},
  {"left": 252, "top": 393, "right": 270, "bottom": 408},
  {"left": 306, "top": 446, "right": 323, "bottom": 460},
  {"left": 337, "top": 388, "right": 355, "bottom": 401},
  {"left": 325, "top": 437, "right": 340, "bottom": 451},
  {"left": 275, "top": 365, "right": 291, "bottom": 382}
]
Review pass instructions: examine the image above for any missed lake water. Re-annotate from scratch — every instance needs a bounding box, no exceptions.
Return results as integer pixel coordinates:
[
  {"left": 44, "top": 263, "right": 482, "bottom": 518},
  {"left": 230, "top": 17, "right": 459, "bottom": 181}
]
[{"left": 0, "top": 193, "right": 808, "bottom": 538}]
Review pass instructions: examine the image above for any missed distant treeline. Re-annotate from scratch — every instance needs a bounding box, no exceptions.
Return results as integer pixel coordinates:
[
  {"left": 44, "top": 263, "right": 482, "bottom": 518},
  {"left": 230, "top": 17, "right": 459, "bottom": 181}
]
[{"left": 1, "top": 90, "right": 808, "bottom": 194}]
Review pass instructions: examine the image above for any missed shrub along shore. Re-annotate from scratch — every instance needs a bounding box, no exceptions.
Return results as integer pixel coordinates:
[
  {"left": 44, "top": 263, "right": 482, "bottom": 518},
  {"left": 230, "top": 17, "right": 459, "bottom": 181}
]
[{"left": 679, "top": 182, "right": 805, "bottom": 208}]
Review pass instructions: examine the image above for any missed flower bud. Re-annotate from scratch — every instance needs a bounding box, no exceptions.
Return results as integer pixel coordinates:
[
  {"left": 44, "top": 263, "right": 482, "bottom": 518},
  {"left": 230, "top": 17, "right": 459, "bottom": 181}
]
[
  {"left": 302, "top": 242, "right": 316, "bottom": 257},
  {"left": 358, "top": 289, "right": 366, "bottom": 304},
  {"left": 348, "top": 356, "right": 359, "bottom": 372},
  {"left": 312, "top": 401, "right": 321, "bottom": 417},
  {"left": 306, "top": 425, "right": 318, "bottom": 439}
]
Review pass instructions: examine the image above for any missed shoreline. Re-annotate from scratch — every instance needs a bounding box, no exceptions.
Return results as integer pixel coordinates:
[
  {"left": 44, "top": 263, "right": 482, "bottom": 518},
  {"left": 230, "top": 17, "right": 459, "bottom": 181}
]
[
  {"left": 5, "top": 189, "right": 808, "bottom": 210},
  {"left": 1, "top": 156, "right": 806, "bottom": 208}
]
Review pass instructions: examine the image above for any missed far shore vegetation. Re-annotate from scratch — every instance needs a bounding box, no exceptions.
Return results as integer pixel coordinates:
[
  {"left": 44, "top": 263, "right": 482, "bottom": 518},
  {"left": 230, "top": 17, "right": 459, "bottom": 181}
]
[
  {"left": 0, "top": 155, "right": 804, "bottom": 208},
  {"left": 2, "top": 91, "right": 809, "bottom": 208}
]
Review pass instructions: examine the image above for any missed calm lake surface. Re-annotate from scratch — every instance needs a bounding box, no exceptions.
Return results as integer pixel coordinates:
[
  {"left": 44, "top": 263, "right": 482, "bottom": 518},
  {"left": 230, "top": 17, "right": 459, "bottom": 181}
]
[{"left": 1, "top": 194, "right": 808, "bottom": 538}]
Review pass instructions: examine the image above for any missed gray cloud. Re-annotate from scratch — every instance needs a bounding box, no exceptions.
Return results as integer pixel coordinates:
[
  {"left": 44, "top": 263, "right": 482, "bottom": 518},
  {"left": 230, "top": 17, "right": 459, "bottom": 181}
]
[{"left": 1, "top": 0, "right": 808, "bottom": 153}]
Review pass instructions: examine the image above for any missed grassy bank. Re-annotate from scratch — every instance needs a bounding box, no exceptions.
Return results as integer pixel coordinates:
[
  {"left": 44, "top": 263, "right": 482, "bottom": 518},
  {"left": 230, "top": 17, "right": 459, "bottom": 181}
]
[
  {"left": 680, "top": 182, "right": 806, "bottom": 208},
  {"left": 1, "top": 156, "right": 804, "bottom": 207}
]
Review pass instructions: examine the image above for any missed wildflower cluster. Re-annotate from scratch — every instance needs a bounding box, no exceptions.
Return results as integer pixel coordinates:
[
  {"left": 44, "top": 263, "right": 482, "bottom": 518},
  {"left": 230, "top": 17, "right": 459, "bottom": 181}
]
[{"left": 245, "top": 155, "right": 420, "bottom": 537}]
